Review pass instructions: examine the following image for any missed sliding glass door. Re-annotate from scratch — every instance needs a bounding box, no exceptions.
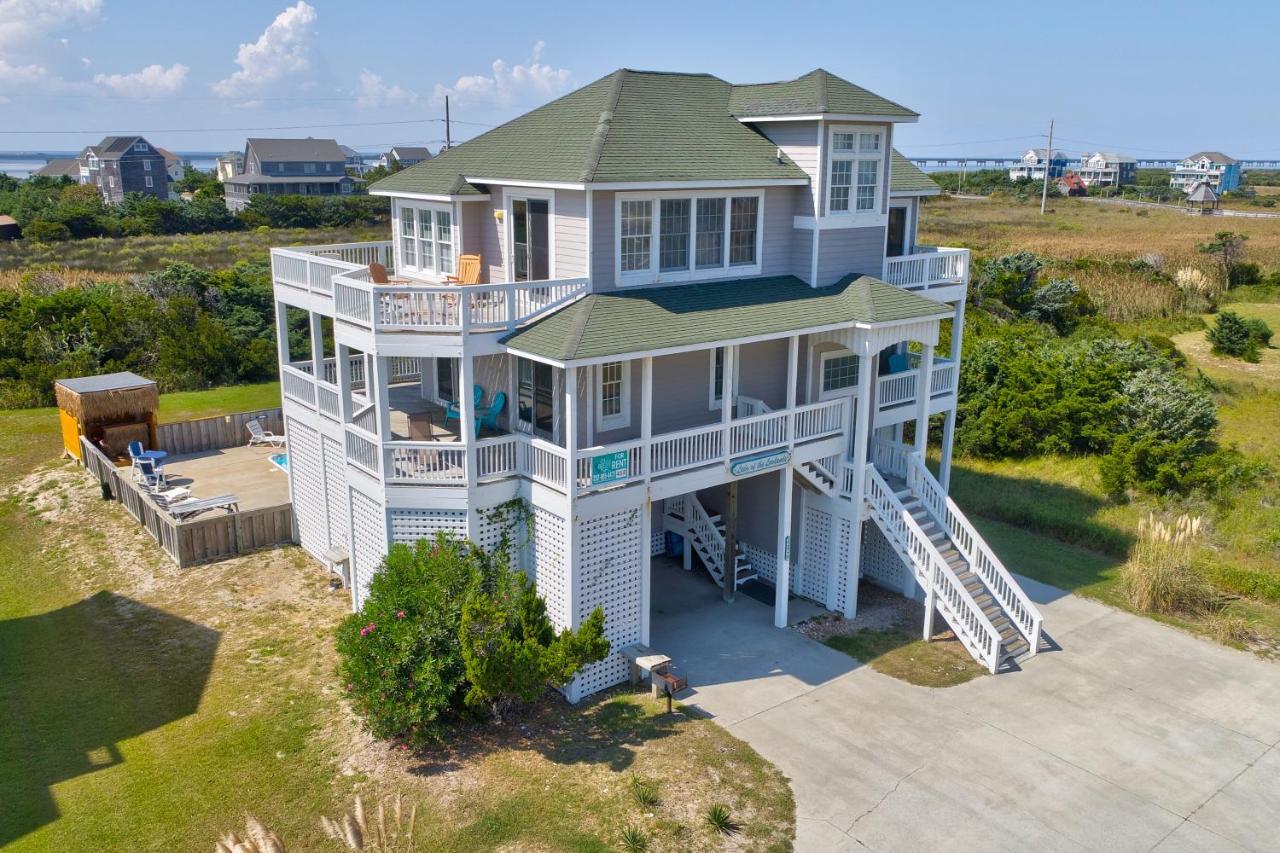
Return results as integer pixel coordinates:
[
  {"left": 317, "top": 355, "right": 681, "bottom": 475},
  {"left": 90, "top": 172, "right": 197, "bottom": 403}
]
[{"left": 511, "top": 198, "right": 550, "bottom": 282}]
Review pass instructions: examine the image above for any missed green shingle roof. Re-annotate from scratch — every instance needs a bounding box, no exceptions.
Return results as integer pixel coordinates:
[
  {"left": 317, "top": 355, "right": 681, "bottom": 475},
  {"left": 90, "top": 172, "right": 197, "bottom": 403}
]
[
  {"left": 369, "top": 68, "right": 916, "bottom": 196},
  {"left": 728, "top": 69, "right": 918, "bottom": 119},
  {"left": 890, "top": 150, "right": 940, "bottom": 195},
  {"left": 502, "top": 276, "right": 948, "bottom": 362}
]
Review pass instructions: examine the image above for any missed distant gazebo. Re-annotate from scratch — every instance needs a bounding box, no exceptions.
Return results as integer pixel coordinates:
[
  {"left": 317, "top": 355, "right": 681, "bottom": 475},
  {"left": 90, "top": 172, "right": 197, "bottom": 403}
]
[
  {"left": 54, "top": 372, "right": 159, "bottom": 462},
  {"left": 1186, "top": 181, "right": 1220, "bottom": 214}
]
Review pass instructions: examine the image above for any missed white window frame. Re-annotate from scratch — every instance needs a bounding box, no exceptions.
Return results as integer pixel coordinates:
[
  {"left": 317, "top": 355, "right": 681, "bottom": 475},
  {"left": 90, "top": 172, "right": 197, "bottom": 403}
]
[
  {"left": 143, "top": 160, "right": 152, "bottom": 172},
  {"left": 304, "top": 162, "right": 317, "bottom": 174},
  {"left": 393, "top": 199, "right": 459, "bottom": 281},
  {"left": 144, "top": 175, "right": 154, "bottom": 188},
  {"left": 595, "top": 360, "right": 631, "bottom": 431},
  {"left": 505, "top": 190, "right": 557, "bottom": 283},
  {"left": 825, "top": 125, "right": 885, "bottom": 217},
  {"left": 615, "top": 189, "right": 764, "bottom": 287},
  {"left": 819, "top": 350, "right": 860, "bottom": 401},
  {"left": 707, "top": 346, "right": 740, "bottom": 410},
  {"left": 133, "top": 141, "right": 148, "bottom": 152}
]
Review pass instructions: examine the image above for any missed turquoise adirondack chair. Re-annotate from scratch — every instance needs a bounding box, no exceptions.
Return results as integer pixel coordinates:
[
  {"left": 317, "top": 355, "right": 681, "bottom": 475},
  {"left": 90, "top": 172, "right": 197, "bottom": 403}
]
[
  {"left": 475, "top": 391, "right": 507, "bottom": 438},
  {"left": 444, "top": 384, "right": 484, "bottom": 426}
]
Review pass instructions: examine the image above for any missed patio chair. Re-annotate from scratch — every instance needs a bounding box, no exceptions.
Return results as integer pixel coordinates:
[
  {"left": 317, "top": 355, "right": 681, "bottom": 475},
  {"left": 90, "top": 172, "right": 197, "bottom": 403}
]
[
  {"left": 246, "top": 419, "right": 285, "bottom": 447},
  {"left": 445, "top": 254, "right": 482, "bottom": 285},
  {"left": 167, "top": 494, "right": 239, "bottom": 520},
  {"left": 444, "top": 384, "right": 484, "bottom": 426},
  {"left": 475, "top": 391, "right": 507, "bottom": 438},
  {"left": 368, "top": 261, "right": 391, "bottom": 284},
  {"left": 133, "top": 457, "right": 167, "bottom": 491},
  {"left": 885, "top": 352, "right": 910, "bottom": 374}
]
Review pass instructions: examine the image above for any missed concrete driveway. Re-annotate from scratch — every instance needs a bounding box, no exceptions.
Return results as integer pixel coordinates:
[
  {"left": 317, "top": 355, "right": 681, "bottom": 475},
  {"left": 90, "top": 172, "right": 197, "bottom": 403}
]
[{"left": 650, "top": 564, "right": 1280, "bottom": 852}]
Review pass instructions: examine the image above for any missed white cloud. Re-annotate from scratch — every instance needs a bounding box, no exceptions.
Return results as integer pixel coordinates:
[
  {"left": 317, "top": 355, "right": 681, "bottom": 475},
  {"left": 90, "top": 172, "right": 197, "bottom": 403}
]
[
  {"left": 94, "top": 63, "right": 189, "bottom": 97},
  {"left": 0, "top": 0, "right": 101, "bottom": 52},
  {"left": 355, "top": 69, "right": 417, "bottom": 108},
  {"left": 433, "top": 41, "right": 573, "bottom": 107},
  {"left": 213, "top": 1, "right": 317, "bottom": 100}
]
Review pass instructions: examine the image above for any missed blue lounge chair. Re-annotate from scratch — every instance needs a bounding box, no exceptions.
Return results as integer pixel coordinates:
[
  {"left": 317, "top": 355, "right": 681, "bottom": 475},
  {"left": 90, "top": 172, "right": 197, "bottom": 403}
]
[
  {"left": 475, "top": 391, "right": 507, "bottom": 437},
  {"left": 444, "top": 384, "right": 484, "bottom": 426}
]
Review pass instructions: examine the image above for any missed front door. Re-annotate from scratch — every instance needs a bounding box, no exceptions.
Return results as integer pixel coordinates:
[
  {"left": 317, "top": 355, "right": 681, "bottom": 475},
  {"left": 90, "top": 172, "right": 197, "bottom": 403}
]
[
  {"left": 512, "top": 198, "right": 550, "bottom": 281},
  {"left": 517, "top": 357, "right": 555, "bottom": 440},
  {"left": 886, "top": 206, "right": 908, "bottom": 257}
]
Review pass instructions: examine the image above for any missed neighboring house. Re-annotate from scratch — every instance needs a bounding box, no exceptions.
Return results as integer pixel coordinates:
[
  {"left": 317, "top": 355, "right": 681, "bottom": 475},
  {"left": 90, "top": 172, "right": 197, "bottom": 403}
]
[
  {"left": 156, "top": 148, "right": 186, "bottom": 184},
  {"left": 1076, "top": 152, "right": 1136, "bottom": 187},
  {"left": 223, "top": 138, "right": 363, "bottom": 211},
  {"left": 74, "top": 136, "right": 169, "bottom": 203},
  {"left": 1170, "top": 152, "right": 1241, "bottom": 194},
  {"left": 1056, "top": 173, "right": 1088, "bottom": 196},
  {"left": 32, "top": 158, "right": 80, "bottom": 179},
  {"left": 377, "top": 146, "right": 433, "bottom": 170},
  {"left": 1008, "top": 148, "right": 1069, "bottom": 181},
  {"left": 0, "top": 215, "right": 19, "bottom": 240},
  {"left": 269, "top": 68, "right": 1042, "bottom": 702},
  {"left": 340, "top": 145, "right": 370, "bottom": 176},
  {"left": 215, "top": 151, "right": 244, "bottom": 183}
]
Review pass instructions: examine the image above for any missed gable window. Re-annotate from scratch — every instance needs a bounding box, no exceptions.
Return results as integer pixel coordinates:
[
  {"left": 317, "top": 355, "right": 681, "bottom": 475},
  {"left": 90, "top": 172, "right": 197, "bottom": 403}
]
[
  {"left": 827, "top": 128, "right": 883, "bottom": 215},
  {"left": 820, "top": 351, "right": 859, "bottom": 399},
  {"left": 617, "top": 190, "right": 762, "bottom": 286},
  {"left": 133, "top": 142, "right": 147, "bottom": 152},
  {"left": 596, "top": 361, "right": 631, "bottom": 431},
  {"left": 304, "top": 163, "right": 317, "bottom": 174},
  {"left": 395, "top": 201, "right": 456, "bottom": 279}
]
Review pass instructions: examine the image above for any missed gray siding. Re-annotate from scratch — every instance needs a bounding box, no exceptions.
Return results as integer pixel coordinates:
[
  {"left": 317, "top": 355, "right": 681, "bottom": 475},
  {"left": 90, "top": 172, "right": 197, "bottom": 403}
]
[
  {"left": 460, "top": 200, "right": 485, "bottom": 277},
  {"left": 760, "top": 122, "right": 820, "bottom": 216},
  {"left": 477, "top": 187, "right": 506, "bottom": 284},
  {"left": 815, "top": 226, "right": 886, "bottom": 287},
  {"left": 759, "top": 187, "right": 795, "bottom": 278},
  {"left": 555, "top": 190, "right": 588, "bottom": 278},
  {"left": 591, "top": 190, "right": 616, "bottom": 291},
  {"left": 790, "top": 228, "right": 814, "bottom": 283},
  {"left": 737, "top": 338, "right": 790, "bottom": 409},
  {"left": 651, "top": 350, "right": 718, "bottom": 434}
]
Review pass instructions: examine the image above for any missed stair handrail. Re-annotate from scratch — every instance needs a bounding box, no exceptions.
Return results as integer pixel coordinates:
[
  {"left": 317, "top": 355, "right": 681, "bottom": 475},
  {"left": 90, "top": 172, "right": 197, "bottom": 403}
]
[
  {"left": 864, "top": 464, "right": 1002, "bottom": 673},
  {"left": 685, "top": 493, "right": 726, "bottom": 582},
  {"left": 903, "top": 451, "right": 1043, "bottom": 654}
]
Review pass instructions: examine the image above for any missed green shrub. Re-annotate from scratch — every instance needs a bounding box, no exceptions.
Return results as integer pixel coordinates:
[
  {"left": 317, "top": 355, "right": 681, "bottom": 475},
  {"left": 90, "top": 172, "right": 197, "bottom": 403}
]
[
  {"left": 21, "top": 219, "right": 71, "bottom": 242},
  {"left": 620, "top": 825, "right": 648, "bottom": 851},
  {"left": 1243, "top": 317, "right": 1273, "bottom": 348},
  {"left": 705, "top": 803, "right": 736, "bottom": 835},
  {"left": 629, "top": 775, "right": 660, "bottom": 807},
  {"left": 1206, "top": 311, "right": 1259, "bottom": 360},
  {"left": 336, "top": 533, "right": 609, "bottom": 745}
]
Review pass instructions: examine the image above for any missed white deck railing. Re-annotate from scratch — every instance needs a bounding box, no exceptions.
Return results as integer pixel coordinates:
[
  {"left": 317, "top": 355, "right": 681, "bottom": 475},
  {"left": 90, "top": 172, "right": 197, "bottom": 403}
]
[
  {"left": 882, "top": 246, "right": 969, "bottom": 292},
  {"left": 272, "top": 242, "right": 394, "bottom": 298},
  {"left": 875, "top": 357, "right": 957, "bottom": 412}
]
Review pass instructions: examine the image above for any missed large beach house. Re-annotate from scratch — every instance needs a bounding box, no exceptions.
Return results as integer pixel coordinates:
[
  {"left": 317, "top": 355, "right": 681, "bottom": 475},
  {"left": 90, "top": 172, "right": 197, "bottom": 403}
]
[
  {"left": 269, "top": 69, "right": 1043, "bottom": 700},
  {"left": 1170, "top": 152, "right": 1241, "bottom": 194}
]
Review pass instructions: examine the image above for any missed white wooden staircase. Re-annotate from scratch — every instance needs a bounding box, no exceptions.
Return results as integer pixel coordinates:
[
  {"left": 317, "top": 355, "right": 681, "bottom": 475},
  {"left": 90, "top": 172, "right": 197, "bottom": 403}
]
[
  {"left": 847, "top": 441, "right": 1044, "bottom": 673},
  {"left": 663, "top": 494, "right": 758, "bottom": 589}
]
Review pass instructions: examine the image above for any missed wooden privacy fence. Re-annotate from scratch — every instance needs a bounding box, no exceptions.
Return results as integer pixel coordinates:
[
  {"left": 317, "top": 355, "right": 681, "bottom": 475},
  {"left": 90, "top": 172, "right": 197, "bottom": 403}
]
[
  {"left": 156, "top": 408, "right": 284, "bottom": 456},
  {"left": 79, "top": 427, "right": 295, "bottom": 568}
]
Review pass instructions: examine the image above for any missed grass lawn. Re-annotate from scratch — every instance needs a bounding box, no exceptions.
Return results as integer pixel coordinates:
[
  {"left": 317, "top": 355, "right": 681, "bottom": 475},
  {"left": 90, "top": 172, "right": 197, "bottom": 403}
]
[
  {"left": 0, "top": 387, "right": 795, "bottom": 851},
  {"left": 824, "top": 629, "right": 986, "bottom": 688}
]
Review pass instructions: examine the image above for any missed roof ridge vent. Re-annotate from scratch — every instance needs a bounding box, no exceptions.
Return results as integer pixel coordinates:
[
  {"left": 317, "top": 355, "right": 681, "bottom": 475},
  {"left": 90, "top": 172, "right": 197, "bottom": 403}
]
[{"left": 580, "top": 71, "right": 627, "bottom": 182}]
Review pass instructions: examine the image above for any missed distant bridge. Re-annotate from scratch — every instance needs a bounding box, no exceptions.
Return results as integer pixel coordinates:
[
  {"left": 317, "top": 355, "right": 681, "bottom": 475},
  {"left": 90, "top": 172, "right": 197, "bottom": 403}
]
[{"left": 907, "top": 156, "right": 1280, "bottom": 170}]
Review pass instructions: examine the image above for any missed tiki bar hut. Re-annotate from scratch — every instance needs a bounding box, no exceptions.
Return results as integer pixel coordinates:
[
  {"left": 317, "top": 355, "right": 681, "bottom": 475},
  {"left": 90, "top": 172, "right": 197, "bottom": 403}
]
[{"left": 55, "top": 372, "right": 159, "bottom": 463}]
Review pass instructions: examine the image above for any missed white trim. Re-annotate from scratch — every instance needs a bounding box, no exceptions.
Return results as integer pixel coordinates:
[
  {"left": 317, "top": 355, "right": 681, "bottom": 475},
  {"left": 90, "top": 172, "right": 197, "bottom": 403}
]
[
  {"left": 824, "top": 124, "right": 887, "bottom": 218},
  {"left": 888, "top": 188, "right": 940, "bottom": 198},
  {"left": 589, "top": 178, "right": 807, "bottom": 190},
  {"left": 706, "top": 346, "right": 739, "bottom": 410},
  {"left": 466, "top": 177, "right": 585, "bottom": 190},
  {"left": 793, "top": 213, "right": 889, "bottom": 230},
  {"left": 370, "top": 190, "right": 490, "bottom": 202},
  {"left": 392, "top": 198, "right": 459, "bottom": 282},
  {"left": 594, "top": 360, "right": 631, "bottom": 431},
  {"left": 505, "top": 190, "right": 556, "bottom": 283},
  {"left": 818, "top": 349, "right": 859, "bottom": 401},
  {"left": 885, "top": 199, "right": 914, "bottom": 257},
  {"left": 736, "top": 113, "right": 919, "bottom": 124},
  {"left": 613, "top": 188, "right": 764, "bottom": 288}
]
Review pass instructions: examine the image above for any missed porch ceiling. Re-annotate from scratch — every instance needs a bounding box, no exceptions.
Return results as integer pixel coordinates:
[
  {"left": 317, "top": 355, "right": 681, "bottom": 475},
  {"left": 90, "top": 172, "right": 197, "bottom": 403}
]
[{"left": 501, "top": 275, "right": 950, "bottom": 362}]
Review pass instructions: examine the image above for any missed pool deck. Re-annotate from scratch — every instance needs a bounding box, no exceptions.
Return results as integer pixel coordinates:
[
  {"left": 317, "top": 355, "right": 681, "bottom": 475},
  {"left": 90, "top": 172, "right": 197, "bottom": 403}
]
[{"left": 160, "top": 445, "right": 290, "bottom": 512}]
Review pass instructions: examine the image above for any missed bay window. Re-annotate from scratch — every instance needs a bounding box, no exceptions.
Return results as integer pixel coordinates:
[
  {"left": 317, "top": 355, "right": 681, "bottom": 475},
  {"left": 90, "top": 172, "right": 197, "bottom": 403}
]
[
  {"left": 617, "top": 190, "right": 762, "bottom": 285},
  {"left": 395, "top": 201, "right": 456, "bottom": 278},
  {"left": 827, "top": 128, "right": 884, "bottom": 215}
]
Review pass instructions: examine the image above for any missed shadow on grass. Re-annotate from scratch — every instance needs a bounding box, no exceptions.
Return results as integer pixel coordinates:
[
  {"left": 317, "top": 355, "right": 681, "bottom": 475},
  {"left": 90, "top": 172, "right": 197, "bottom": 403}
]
[
  {"left": 408, "top": 690, "right": 683, "bottom": 779},
  {"left": 0, "top": 592, "right": 219, "bottom": 846}
]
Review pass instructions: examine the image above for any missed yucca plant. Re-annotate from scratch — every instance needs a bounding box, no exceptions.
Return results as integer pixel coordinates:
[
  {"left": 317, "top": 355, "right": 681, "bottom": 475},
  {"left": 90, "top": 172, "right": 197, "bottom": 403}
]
[
  {"left": 705, "top": 803, "right": 736, "bottom": 835},
  {"left": 320, "top": 794, "right": 418, "bottom": 852},
  {"left": 620, "top": 825, "right": 648, "bottom": 852},
  {"left": 629, "top": 774, "right": 660, "bottom": 808},
  {"left": 1123, "top": 513, "right": 1212, "bottom": 615},
  {"left": 215, "top": 816, "right": 285, "bottom": 853}
]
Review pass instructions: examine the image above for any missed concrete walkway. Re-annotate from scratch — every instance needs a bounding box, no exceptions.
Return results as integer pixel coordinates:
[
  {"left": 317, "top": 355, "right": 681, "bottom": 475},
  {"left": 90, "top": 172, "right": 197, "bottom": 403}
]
[{"left": 650, "top": 565, "right": 1280, "bottom": 852}]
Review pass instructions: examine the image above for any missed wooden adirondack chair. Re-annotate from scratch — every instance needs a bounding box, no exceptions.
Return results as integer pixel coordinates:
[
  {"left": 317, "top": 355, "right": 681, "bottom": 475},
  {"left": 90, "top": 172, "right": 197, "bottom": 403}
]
[
  {"left": 446, "top": 254, "right": 482, "bottom": 285},
  {"left": 368, "top": 261, "right": 391, "bottom": 283}
]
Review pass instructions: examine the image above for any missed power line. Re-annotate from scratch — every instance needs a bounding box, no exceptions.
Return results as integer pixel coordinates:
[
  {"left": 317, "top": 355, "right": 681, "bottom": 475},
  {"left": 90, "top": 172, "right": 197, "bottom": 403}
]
[{"left": 0, "top": 117, "right": 497, "bottom": 135}]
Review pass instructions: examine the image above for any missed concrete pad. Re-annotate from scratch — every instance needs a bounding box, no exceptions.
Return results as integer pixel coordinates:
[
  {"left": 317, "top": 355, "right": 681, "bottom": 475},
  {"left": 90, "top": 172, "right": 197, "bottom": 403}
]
[
  {"left": 160, "top": 445, "right": 288, "bottom": 511},
  {"left": 651, "top": 562, "right": 1280, "bottom": 851}
]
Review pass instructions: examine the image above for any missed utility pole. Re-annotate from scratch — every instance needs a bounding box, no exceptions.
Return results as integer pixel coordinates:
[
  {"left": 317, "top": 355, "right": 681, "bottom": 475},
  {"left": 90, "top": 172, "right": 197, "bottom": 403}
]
[
  {"left": 1040, "top": 118, "right": 1054, "bottom": 215},
  {"left": 444, "top": 96, "right": 452, "bottom": 150}
]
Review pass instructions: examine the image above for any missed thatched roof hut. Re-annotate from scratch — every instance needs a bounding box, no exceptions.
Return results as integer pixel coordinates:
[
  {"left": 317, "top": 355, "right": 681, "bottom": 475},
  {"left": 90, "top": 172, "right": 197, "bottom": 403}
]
[{"left": 55, "top": 372, "right": 158, "bottom": 461}]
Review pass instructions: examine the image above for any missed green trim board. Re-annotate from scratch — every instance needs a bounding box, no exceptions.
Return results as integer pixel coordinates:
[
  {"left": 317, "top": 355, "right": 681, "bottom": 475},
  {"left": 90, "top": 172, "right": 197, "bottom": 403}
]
[
  {"left": 369, "top": 69, "right": 916, "bottom": 197},
  {"left": 501, "top": 275, "right": 949, "bottom": 363}
]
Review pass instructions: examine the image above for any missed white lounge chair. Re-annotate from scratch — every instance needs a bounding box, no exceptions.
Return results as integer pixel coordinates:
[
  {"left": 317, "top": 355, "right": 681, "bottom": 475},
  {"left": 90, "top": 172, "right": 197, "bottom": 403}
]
[
  {"left": 167, "top": 494, "right": 239, "bottom": 520},
  {"left": 246, "top": 419, "right": 285, "bottom": 447}
]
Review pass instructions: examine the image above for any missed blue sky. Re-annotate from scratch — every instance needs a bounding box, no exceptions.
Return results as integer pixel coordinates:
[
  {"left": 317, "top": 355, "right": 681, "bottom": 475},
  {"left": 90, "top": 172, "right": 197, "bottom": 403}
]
[{"left": 0, "top": 0, "right": 1275, "bottom": 158}]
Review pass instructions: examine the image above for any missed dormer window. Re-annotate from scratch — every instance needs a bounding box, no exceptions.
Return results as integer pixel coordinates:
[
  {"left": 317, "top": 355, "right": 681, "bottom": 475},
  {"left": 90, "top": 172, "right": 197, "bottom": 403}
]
[{"left": 827, "top": 127, "right": 883, "bottom": 215}]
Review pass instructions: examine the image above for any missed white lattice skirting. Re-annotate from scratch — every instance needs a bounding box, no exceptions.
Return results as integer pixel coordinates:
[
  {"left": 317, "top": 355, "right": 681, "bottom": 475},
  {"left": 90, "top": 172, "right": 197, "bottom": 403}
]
[{"left": 571, "top": 507, "right": 643, "bottom": 701}]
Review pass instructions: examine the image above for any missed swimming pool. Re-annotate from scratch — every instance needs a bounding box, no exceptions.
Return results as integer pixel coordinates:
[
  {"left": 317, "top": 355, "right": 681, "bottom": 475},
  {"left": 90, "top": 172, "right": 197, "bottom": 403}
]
[{"left": 269, "top": 452, "right": 289, "bottom": 472}]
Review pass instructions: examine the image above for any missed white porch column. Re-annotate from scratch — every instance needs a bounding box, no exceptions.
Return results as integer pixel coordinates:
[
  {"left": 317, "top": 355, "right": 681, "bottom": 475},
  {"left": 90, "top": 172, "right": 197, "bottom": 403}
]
[
  {"left": 939, "top": 300, "right": 965, "bottom": 492},
  {"left": 336, "top": 344, "right": 354, "bottom": 423},
  {"left": 564, "top": 365, "right": 581, "bottom": 628},
  {"left": 459, "top": 351, "right": 477, "bottom": 481},
  {"left": 372, "top": 356, "right": 392, "bottom": 441},
  {"left": 785, "top": 336, "right": 799, "bottom": 412},
  {"left": 774, "top": 465, "right": 793, "bottom": 628},
  {"left": 721, "top": 344, "right": 737, "bottom": 462},
  {"left": 913, "top": 344, "right": 934, "bottom": 457},
  {"left": 308, "top": 311, "right": 325, "bottom": 381},
  {"left": 640, "top": 356, "right": 653, "bottom": 644},
  {"left": 842, "top": 347, "right": 877, "bottom": 618},
  {"left": 273, "top": 301, "right": 291, "bottom": 367}
]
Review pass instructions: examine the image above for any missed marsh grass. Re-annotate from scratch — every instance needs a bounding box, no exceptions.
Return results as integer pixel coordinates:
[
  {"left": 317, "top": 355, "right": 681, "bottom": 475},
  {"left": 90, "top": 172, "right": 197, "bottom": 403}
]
[{"left": 1123, "top": 514, "right": 1214, "bottom": 615}]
